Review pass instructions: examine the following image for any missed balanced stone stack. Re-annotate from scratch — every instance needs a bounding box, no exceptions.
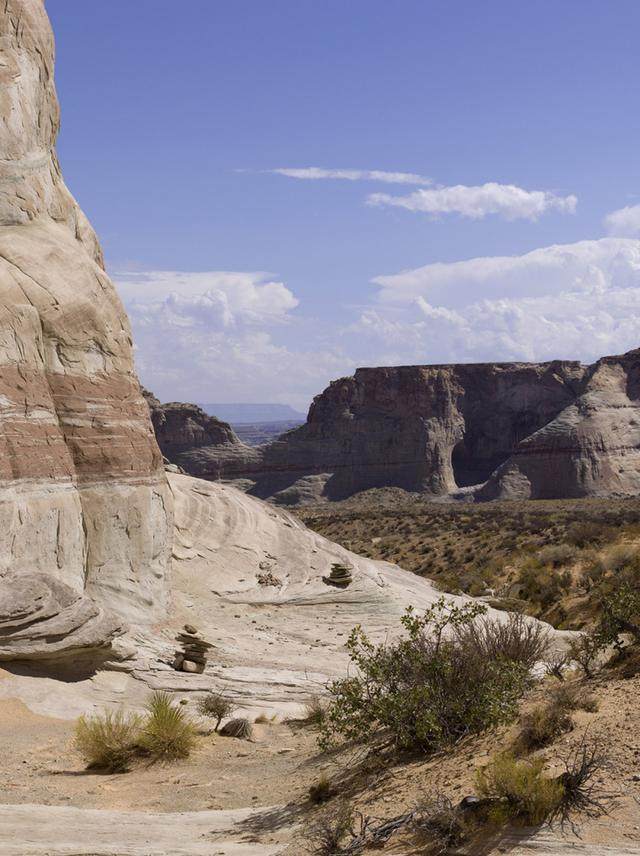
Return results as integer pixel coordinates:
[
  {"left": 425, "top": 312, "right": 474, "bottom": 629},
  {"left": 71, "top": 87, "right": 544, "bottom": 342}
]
[
  {"left": 173, "top": 624, "right": 213, "bottom": 674},
  {"left": 323, "top": 563, "right": 354, "bottom": 589}
]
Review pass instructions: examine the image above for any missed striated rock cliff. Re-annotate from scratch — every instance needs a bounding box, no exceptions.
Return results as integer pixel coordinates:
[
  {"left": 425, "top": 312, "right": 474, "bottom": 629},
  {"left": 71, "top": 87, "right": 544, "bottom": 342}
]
[
  {"left": 157, "top": 352, "right": 640, "bottom": 503},
  {"left": 143, "top": 391, "right": 261, "bottom": 479},
  {"left": 481, "top": 349, "right": 640, "bottom": 499},
  {"left": 0, "top": 0, "right": 172, "bottom": 661}
]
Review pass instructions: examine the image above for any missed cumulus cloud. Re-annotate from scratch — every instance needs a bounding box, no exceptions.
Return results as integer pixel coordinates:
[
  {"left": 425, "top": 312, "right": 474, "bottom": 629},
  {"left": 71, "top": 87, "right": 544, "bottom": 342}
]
[
  {"left": 113, "top": 239, "right": 640, "bottom": 411},
  {"left": 113, "top": 269, "right": 345, "bottom": 411},
  {"left": 348, "top": 238, "right": 640, "bottom": 365},
  {"left": 268, "top": 167, "right": 432, "bottom": 185},
  {"left": 115, "top": 270, "right": 298, "bottom": 330},
  {"left": 367, "top": 182, "right": 577, "bottom": 221},
  {"left": 604, "top": 204, "right": 640, "bottom": 238}
]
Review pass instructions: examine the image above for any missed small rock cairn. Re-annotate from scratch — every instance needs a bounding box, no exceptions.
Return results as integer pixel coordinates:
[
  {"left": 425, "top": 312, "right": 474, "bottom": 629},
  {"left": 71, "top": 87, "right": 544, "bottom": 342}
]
[
  {"left": 173, "top": 624, "right": 213, "bottom": 674},
  {"left": 322, "top": 562, "right": 354, "bottom": 588}
]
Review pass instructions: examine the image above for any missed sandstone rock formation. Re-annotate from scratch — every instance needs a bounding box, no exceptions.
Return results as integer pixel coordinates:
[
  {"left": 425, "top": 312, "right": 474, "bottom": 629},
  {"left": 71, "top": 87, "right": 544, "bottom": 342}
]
[
  {"left": 155, "top": 352, "right": 640, "bottom": 503},
  {"left": 480, "top": 349, "right": 640, "bottom": 499},
  {"left": 143, "top": 390, "right": 260, "bottom": 479},
  {"left": 0, "top": 0, "right": 172, "bottom": 661}
]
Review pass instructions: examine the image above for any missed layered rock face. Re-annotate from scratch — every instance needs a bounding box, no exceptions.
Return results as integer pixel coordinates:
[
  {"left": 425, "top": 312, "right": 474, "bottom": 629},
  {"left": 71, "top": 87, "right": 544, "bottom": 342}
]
[
  {"left": 481, "top": 349, "right": 640, "bottom": 499},
  {"left": 143, "top": 391, "right": 261, "bottom": 479},
  {"left": 0, "top": 0, "right": 172, "bottom": 660},
  {"left": 157, "top": 352, "right": 640, "bottom": 503}
]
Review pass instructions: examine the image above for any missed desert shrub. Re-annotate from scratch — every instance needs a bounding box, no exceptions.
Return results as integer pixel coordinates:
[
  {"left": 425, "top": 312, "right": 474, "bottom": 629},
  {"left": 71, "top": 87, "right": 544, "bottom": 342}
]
[
  {"left": 552, "top": 683, "right": 598, "bottom": 713},
  {"left": 196, "top": 692, "right": 235, "bottom": 731},
  {"left": 599, "top": 544, "right": 637, "bottom": 573},
  {"left": 565, "top": 521, "right": 614, "bottom": 548},
  {"left": 552, "top": 738, "right": 612, "bottom": 829},
  {"left": 302, "top": 695, "right": 328, "bottom": 728},
  {"left": 543, "top": 650, "right": 571, "bottom": 681},
  {"left": 537, "top": 543, "right": 576, "bottom": 568},
  {"left": 320, "top": 599, "right": 530, "bottom": 753},
  {"left": 600, "top": 581, "right": 640, "bottom": 646},
  {"left": 309, "top": 802, "right": 354, "bottom": 855},
  {"left": 517, "top": 701, "right": 573, "bottom": 753},
  {"left": 74, "top": 710, "right": 142, "bottom": 773},
  {"left": 476, "top": 754, "right": 564, "bottom": 826},
  {"left": 515, "top": 682, "right": 596, "bottom": 754},
  {"left": 413, "top": 794, "right": 471, "bottom": 854},
  {"left": 309, "top": 773, "right": 334, "bottom": 804},
  {"left": 568, "top": 632, "right": 607, "bottom": 679},
  {"left": 517, "top": 557, "right": 574, "bottom": 611},
  {"left": 219, "top": 717, "right": 253, "bottom": 739},
  {"left": 139, "top": 691, "right": 197, "bottom": 761},
  {"left": 457, "top": 612, "right": 550, "bottom": 670}
]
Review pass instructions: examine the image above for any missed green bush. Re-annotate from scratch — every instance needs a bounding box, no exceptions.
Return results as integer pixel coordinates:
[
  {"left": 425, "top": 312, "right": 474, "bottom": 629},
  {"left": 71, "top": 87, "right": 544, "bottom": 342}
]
[
  {"left": 476, "top": 754, "right": 564, "bottom": 826},
  {"left": 197, "top": 692, "right": 235, "bottom": 731},
  {"left": 139, "top": 691, "right": 197, "bottom": 761},
  {"left": 74, "top": 710, "right": 142, "bottom": 773},
  {"left": 320, "top": 599, "right": 530, "bottom": 753},
  {"left": 568, "top": 631, "right": 607, "bottom": 679}
]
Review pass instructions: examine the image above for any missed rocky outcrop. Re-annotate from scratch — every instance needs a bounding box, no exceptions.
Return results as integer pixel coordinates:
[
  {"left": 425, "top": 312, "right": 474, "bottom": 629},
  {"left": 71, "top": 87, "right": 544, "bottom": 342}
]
[
  {"left": 0, "top": 573, "right": 123, "bottom": 664},
  {"left": 0, "top": 0, "right": 172, "bottom": 661},
  {"left": 155, "top": 352, "right": 640, "bottom": 503},
  {"left": 143, "top": 391, "right": 261, "bottom": 479},
  {"left": 480, "top": 349, "right": 640, "bottom": 499}
]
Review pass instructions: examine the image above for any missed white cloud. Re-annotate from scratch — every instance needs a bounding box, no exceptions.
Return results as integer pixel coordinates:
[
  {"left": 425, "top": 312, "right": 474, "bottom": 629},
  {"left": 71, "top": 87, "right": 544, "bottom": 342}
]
[
  {"left": 113, "top": 239, "right": 640, "bottom": 411},
  {"left": 349, "top": 238, "right": 640, "bottom": 365},
  {"left": 367, "top": 182, "right": 577, "bottom": 221},
  {"left": 604, "top": 204, "right": 640, "bottom": 238},
  {"left": 113, "top": 269, "right": 345, "bottom": 411},
  {"left": 269, "top": 167, "right": 432, "bottom": 185},
  {"left": 115, "top": 270, "right": 298, "bottom": 330}
]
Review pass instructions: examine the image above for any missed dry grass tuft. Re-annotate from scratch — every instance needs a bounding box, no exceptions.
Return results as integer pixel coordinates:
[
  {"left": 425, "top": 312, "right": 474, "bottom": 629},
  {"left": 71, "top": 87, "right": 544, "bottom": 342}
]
[
  {"left": 139, "top": 691, "right": 197, "bottom": 761},
  {"left": 74, "top": 710, "right": 142, "bottom": 773}
]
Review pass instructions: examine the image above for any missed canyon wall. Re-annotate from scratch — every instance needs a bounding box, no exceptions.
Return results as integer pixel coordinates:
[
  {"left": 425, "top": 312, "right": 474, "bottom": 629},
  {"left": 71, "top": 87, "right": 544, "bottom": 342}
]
[
  {"left": 0, "top": 0, "right": 172, "bottom": 661},
  {"left": 156, "top": 352, "right": 640, "bottom": 503}
]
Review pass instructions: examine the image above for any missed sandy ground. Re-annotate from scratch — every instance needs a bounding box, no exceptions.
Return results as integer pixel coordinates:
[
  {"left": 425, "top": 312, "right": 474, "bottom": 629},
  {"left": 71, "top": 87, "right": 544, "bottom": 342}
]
[{"left": 2, "top": 670, "right": 640, "bottom": 854}]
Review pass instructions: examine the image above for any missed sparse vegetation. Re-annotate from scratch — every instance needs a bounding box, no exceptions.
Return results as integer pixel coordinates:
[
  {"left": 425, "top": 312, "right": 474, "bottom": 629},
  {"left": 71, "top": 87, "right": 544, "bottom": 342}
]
[
  {"left": 196, "top": 692, "right": 235, "bottom": 731},
  {"left": 568, "top": 632, "right": 607, "bottom": 679},
  {"left": 139, "top": 691, "right": 197, "bottom": 761},
  {"left": 302, "top": 695, "right": 328, "bottom": 728},
  {"left": 297, "top": 494, "right": 640, "bottom": 628},
  {"left": 517, "top": 700, "right": 573, "bottom": 753},
  {"left": 552, "top": 738, "right": 613, "bottom": 829},
  {"left": 320, "top": 598, "right": 532, "bottom": 753},
  {"left": 476, "top": 754, "right": 565, "bottom": 826},
  {"left": 456, "top": 612, "right": 549, "bottom": 670},
  {"left": 74, "top": 710, "right": 142, "bottom": 773},
  {"left": 309, "top": 772, "right": 334, "bottom": 804},
  {"left": 309, "top": 802, "right": 353, "bottom": 855}
]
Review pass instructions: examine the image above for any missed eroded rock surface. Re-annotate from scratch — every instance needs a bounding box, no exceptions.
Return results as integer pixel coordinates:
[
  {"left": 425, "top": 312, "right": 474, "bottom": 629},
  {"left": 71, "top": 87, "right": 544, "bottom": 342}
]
[{"left": 0, "top": 0, "right": 172, "bottom": 660}]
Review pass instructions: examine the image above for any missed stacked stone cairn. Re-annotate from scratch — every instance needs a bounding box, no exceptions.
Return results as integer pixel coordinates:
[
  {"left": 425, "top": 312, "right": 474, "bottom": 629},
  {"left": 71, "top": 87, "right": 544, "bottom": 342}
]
[
  {"left": 322, "top": 562, "right": 354, "bottom": 588},
  {"left": 173, "top": 624, "right": 213, "bottom": 674}
]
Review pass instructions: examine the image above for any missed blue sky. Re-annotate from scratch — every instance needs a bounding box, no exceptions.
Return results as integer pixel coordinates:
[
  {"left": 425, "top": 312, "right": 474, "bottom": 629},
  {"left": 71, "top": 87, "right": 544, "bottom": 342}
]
[{"left": 48, "top": 0, "right": 640, "bottom": 410}]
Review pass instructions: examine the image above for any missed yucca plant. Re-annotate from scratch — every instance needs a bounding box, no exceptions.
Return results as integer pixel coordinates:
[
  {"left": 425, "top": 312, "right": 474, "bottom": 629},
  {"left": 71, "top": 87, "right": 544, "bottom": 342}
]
[
  {"left": 139, "top": 691, "right": 197, "bottom": 761},
  {"left": 74, "top": 709, "right": 142, "bottom": 773}
]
